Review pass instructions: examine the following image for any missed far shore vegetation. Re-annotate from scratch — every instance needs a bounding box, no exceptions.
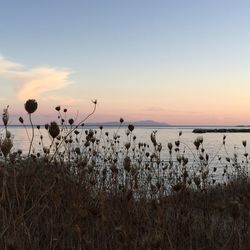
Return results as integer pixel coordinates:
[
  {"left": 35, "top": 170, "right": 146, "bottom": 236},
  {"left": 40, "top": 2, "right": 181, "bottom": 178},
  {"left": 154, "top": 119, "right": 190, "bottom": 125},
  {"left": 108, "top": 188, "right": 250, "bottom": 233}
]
[{"left": 0, "top": 99, "right": 250, "bottom": 249}]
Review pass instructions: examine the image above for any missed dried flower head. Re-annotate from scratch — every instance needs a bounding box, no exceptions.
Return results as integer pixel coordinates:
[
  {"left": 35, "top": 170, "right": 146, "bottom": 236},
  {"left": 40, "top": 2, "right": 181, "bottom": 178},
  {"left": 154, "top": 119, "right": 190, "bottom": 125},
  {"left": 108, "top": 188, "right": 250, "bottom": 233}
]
[
  {"left": 2, "top": 105, "right": 9, "bottom": 126},
  {"left": 125, "top": 142, "right": 131, "bottom": 150},
  {"left": 150, "top": 132, "right": 157, "bottom": 146},
  {"left": 25, "top": 99, "right": 38, "bottom": 114},
  {"left": 168, "top": 142, "right": 173, "bottom": 151},
  {"left": 75, "top": 147, "right": 81, "bottom": 155},
  {"left": 1, "top": 137, "right": 13, "bottom": 157},
  {"left": 49, "top": 122, "right": 60, "bottom": 139},
  {"left": 128, "top": 124, "right": 134, "bottom": 132},
  {"left": 19, "top": 116, "right": 24, "bottom": 124},
  {"left": 55, "top": 106, "right": 61, "bottom": 111},
  {"left": 193, "top": 176, "right": 201, "bottom": 187},
  {"left": 68, "top": 118, "right": 74, "bottom": 125}
]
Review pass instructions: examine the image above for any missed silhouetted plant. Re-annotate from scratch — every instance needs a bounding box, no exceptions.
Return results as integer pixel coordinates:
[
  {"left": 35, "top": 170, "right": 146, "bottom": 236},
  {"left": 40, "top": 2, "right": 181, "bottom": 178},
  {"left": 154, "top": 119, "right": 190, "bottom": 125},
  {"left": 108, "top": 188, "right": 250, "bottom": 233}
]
[{"left": 25, "top": 99, "right": 38, "bottom": 157}]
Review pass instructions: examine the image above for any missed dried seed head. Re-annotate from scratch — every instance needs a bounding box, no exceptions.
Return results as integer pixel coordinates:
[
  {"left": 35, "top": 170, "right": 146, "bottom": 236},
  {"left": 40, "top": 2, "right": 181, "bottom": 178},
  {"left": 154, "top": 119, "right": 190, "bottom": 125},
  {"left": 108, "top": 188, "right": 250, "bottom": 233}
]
[
  {"left": 49, "top": 122, "right": 60, "bottom": 138},
  {"left": 150, "top": 132, "right": 157, "bottom": 146},
  {"left": 74, "top": 130, "right": 80, "bottom": 135},
  {"left": 194, "top": 139, "right": 201, "bottom": 150},
  {"left": 2, "top": 106, "right": 9, "bottom": 126},
  {"left": 55, "top": 106, "right": 61, "bottom": 111},
  {"left": 128, "top": 124, "right": 134, "bottom": 132},
  {"left": 19, "top": 116, "right": 24, "bottom": 124},
  {"left": 193, "top": 176, "right": 201, "bottom": 187},
  {"left": 68, "top": 118, "right": 74, "bottom": 125},
  {"left": 75, "top": 147, "right": 81, "bottom": 155},
  {"left": 168, "top": 142, "right": 173, "bottom": 151},
  {"left": 24, "top": 99, "right": 38, "bottom": 114},
  {"left": 43, "top": 147, "right": 50, "bottom": 154},
  {"left": 125, "top": 142, "right": 131, "bottom": 150},
  {"left": 183, "top": 157, "right": 188, "bottom": 165},
  {"left": 157, "top": 143, "right": 162, "bottom": 152},
  {"left": 1, "top": 138, "right": 13, "bottom": 157},
  {"left": 120, "top": 118, "right": 124, "bottom": 123},
  {"left": 242, "top": 140, "right": 247, "bottom": 147}
]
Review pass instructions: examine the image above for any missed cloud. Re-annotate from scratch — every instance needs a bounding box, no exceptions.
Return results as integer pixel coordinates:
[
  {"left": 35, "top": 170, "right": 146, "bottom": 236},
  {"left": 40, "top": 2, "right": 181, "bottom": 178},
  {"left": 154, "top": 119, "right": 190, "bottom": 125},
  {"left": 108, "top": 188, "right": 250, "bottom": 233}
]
[{"left": 0, "top": 56, "right": 72, "bottom": 100}]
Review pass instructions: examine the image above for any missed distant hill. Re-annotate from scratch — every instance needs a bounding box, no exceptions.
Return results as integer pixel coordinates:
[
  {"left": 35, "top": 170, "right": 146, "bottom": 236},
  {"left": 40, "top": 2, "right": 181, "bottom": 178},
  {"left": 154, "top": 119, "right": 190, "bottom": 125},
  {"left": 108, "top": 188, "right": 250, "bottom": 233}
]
[{"left": 86, "top": 120, "right": 170, "bottom": 127}]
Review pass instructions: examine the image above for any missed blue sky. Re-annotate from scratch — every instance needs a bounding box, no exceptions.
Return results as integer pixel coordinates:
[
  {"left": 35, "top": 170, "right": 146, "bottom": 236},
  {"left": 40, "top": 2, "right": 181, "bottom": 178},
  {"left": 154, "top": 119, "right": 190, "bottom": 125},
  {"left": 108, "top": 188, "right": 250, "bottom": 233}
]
[{"left": 1, "top": 0, "right": 250, "bottom": 124}]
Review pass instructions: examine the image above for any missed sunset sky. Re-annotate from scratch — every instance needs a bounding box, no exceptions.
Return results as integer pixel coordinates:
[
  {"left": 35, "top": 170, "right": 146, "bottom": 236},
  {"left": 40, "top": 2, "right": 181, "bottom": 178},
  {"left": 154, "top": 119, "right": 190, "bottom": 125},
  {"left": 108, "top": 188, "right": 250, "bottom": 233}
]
[{"left": 1, "top": 0, "right": 250, "bottom": 125}]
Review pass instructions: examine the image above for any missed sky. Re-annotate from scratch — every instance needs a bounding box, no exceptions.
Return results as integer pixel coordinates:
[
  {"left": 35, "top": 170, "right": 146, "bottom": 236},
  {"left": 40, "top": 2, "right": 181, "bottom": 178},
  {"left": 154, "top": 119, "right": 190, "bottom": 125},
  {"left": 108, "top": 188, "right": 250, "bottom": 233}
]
[{"left": 1, "top": 0, "right": 250, "bottom": 125}]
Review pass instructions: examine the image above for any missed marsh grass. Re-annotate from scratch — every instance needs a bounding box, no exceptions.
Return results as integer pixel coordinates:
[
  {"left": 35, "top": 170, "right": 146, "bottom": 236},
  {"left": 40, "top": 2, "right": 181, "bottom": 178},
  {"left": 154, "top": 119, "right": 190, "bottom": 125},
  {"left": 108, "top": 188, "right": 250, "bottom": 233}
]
[{"left": 0, "top": 100, "right": 250, "bottom": 249}]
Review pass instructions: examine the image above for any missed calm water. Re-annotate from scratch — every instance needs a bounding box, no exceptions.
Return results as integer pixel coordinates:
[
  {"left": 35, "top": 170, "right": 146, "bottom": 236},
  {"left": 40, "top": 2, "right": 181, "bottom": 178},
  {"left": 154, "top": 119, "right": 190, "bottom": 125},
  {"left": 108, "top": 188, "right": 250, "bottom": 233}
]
[{"left": 3, "top": 125, "right": 250, "bottom": 163}]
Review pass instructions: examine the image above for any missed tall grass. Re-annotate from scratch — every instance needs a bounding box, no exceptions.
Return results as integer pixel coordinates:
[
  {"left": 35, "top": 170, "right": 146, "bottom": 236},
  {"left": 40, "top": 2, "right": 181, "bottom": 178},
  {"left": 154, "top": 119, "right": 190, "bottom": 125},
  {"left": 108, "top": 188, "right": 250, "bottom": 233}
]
[{"left": 0, "top": 99, "right": 250, "bottom": 249}]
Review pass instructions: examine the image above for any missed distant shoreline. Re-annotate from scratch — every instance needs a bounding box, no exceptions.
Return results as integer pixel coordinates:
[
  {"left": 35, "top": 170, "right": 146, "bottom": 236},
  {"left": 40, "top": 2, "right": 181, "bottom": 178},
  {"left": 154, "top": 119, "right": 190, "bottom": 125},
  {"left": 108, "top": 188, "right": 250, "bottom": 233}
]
[
  {"left": 193, "top": 128, "right": 250, "bottom": 133},
  {"left": 1, "top": 124, "right": 250, "bottom": 128}
]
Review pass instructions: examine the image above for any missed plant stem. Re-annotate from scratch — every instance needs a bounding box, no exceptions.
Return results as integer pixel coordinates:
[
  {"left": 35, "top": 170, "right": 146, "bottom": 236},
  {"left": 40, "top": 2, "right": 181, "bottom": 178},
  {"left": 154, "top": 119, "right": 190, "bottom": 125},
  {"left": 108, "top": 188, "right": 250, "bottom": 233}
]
[{"left": 28, "top": 113, "right": 34, "bottom": 157}]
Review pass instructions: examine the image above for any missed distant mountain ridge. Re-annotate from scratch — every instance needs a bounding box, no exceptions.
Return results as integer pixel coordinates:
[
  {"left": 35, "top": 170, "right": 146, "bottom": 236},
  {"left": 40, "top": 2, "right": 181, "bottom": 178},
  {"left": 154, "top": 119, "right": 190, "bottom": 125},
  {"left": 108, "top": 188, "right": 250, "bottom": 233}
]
[{"left": 86, "top": 120, "right": 170, "bottom": 126}]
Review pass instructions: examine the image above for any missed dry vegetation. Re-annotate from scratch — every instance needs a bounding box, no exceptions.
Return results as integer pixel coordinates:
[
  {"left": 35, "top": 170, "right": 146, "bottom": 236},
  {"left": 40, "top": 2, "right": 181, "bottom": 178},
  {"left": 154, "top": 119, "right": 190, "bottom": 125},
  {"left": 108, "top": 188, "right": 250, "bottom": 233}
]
[{"left": 0, "top": 99, "right": 250, "bottom": 249}]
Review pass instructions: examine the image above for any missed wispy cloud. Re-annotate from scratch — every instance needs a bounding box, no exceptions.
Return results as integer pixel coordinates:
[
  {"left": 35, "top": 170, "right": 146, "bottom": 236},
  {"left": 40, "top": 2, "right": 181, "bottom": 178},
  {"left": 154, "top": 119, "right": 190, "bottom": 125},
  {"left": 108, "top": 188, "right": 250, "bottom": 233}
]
[{"left": 0, "top": 56, "right": 72, "bottom": 101}]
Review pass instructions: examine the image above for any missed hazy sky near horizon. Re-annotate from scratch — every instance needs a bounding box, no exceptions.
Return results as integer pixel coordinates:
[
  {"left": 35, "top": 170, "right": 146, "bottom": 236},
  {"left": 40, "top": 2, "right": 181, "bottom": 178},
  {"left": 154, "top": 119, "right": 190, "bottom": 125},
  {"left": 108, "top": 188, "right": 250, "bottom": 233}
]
[{"left": 1, "top": 0, "right": 250, "bottom": 125}]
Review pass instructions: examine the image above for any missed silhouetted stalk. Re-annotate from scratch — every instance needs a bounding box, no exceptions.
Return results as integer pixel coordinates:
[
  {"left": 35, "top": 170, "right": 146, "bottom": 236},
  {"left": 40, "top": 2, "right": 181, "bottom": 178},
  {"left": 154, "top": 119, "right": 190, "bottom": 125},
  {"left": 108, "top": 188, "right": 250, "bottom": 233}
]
[
  {"left": 28, "top": 113, "right": 34, "bottom": 157},
  {"left": 0, "top": 157, "right": 7, "bottom": 202}
]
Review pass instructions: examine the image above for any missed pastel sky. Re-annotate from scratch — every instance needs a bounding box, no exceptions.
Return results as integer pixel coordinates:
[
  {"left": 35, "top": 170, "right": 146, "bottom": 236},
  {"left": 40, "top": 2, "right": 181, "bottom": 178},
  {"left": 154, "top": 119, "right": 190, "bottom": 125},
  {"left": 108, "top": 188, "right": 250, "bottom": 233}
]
[{"left": 1, "top": 0, "right": 250, "bottom": 125}]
